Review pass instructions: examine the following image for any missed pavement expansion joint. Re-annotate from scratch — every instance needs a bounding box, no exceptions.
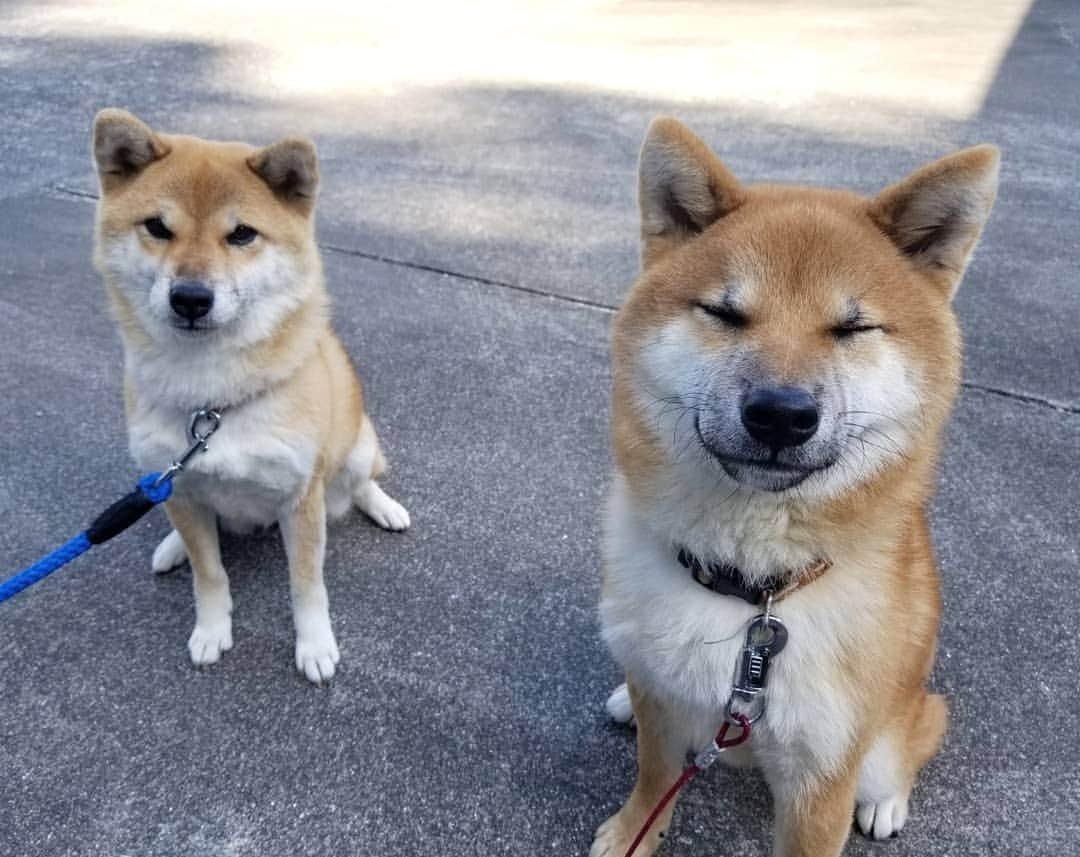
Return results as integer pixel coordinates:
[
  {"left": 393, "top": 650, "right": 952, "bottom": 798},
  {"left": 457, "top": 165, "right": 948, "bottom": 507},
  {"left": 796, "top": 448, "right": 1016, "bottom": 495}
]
[{"left": 959, "top": 382, "right": 1080, "bottom": 416}]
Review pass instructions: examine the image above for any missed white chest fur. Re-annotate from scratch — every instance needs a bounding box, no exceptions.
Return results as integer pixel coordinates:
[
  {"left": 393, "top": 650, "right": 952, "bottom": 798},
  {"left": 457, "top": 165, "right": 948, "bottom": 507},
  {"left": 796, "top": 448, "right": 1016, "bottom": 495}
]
[
  {"left": 127, "top": 396, "right": 317, "bottom": 531},
  {"left": 600, "top": 478, "right": 877, "bottom": 777}
]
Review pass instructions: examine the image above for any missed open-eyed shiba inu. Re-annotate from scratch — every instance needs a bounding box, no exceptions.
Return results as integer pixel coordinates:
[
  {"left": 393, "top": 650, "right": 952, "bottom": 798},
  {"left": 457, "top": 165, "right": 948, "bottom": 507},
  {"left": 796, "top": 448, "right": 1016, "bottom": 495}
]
[
  {"left": 91, "top": 109, "right": 410, "bottom": 685},
  {"left": 592, "top": 119, "right": 998, "bottom": 856}
]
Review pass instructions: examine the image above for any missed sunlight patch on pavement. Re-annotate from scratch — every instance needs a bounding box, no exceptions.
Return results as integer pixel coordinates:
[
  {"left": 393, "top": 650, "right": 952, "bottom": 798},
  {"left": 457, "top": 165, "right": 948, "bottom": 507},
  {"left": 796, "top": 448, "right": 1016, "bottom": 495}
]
[{"left": 5, "top": 1, "right": 1033, "bottom": 131}]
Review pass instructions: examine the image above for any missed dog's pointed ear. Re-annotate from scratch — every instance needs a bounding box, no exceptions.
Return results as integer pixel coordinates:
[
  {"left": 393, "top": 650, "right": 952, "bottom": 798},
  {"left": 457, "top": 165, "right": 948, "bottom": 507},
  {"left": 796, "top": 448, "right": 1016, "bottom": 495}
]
[
  {"left": 92, "top": 109, "right": 170, "bottom": 189},
  {"left": 247, "top": 139, "right": 319, "bottom": 211},
  {"left": 638, "top": 118, "right": 745, "bottom": 268},
  {"left": 869, "top": 145, "right": 999, "bottom": 296}
]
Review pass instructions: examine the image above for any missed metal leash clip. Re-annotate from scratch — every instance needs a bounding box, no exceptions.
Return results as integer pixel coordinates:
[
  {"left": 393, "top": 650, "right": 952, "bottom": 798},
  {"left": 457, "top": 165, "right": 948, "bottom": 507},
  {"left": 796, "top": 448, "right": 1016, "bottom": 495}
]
[
  {"left": 152, "top": 408, "right": 223, "bottom": 488},
  {"left": 725, "top": 596, "right": 788, "bottom": 725},
  {"left": 692, "top": 740, "right": 727, "bottom": 771}
]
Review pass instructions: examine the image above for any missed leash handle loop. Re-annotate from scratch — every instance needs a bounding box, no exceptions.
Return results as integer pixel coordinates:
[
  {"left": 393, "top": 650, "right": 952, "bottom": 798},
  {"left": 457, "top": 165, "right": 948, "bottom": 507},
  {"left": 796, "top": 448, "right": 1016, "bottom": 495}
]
[{"left": 85, "top": 473, "right": 172, "bottom": 545}]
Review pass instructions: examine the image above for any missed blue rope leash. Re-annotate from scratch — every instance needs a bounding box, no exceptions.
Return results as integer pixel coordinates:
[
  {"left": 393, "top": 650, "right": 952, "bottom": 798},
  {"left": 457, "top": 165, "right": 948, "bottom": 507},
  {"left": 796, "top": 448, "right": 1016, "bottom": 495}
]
[
  {"left": 0, "top": 533, "right": 92, "bottom": 602},
  {"left": 0, "top": 473, "right": 173, "bottom": 605},
  {"left": 1, "top": 408, "right": 222, "bottom": 606}
]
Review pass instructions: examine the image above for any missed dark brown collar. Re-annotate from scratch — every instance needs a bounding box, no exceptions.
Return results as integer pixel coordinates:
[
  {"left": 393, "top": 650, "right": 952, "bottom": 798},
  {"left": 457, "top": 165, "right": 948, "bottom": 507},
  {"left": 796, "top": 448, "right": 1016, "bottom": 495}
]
[{"left": 676, "top": 547, "right": 831, "bottom": 606}]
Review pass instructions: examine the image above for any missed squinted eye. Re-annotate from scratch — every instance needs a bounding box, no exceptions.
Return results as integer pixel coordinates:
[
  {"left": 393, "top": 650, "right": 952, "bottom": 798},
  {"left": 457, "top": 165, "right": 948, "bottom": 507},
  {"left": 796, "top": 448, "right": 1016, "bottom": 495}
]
[
  {"left": 696, "top": 302, "right": 748, "bottom": 329},
  {"left": 143, "top": 217, "right": 173, "bottom": 240},
  {"left": 831, "top": 322, "right": 883, "bottom": 339},
  {"left": 226, "top": 224, "right": 258, "bottom": 246}
]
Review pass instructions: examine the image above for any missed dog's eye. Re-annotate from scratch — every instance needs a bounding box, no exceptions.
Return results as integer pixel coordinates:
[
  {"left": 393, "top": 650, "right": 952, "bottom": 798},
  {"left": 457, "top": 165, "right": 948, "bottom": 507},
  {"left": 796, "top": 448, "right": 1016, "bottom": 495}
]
[
  {"left": 697, "top": 302, "right": 748, "bottom": 329},
  {"left": 831, "top": 322, "right": 883, "bottom": 339},
  {"left": 226, "top": 224, "right": 258, "bottom": 246},
  {"left": 143, "top": 217, "right": 173, "bottom": 240}
]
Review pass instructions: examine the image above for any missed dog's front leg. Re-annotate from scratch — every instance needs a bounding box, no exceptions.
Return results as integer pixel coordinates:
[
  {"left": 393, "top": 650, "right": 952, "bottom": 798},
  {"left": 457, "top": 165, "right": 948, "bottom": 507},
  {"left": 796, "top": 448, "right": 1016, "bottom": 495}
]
[
  {"left": 770, "top": 763, "right": 858, "bottom": 857},
  {"left": 591, "top": 681, "right": 690, "bottom": 857},
  {"left": 280, "top": 476, "right": 339, "bottom": 685},
  {"left": 165, "top": 498, "right": 233, "bottom": 666}
]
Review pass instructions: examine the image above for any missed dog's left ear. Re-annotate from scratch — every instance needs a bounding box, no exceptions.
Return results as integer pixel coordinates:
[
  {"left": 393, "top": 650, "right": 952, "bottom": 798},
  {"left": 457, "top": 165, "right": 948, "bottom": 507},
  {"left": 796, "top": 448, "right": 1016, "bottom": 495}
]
[
  {"left": 869, "top": 145, "right": 1000, "bottom": 296},
  {"left": 638, "top": 118, "right": 745, "bottom": 269},
  {"left": 247, "top": 139, "right": 319, "bottom": 211}
]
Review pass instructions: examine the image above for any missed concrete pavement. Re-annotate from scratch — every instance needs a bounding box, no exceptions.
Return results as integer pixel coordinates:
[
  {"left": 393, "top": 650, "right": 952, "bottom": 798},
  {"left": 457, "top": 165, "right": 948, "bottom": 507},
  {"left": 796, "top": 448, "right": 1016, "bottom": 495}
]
[{"left": 1, "top": 2, "right": 1077, "bottom": 855}]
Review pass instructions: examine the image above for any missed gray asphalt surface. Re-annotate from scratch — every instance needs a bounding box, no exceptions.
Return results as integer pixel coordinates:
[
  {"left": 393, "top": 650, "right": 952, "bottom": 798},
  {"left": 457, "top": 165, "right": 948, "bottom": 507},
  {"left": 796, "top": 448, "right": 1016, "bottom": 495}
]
[{"left": 1, "top": 2, "right": 1078, "bottom": 856}]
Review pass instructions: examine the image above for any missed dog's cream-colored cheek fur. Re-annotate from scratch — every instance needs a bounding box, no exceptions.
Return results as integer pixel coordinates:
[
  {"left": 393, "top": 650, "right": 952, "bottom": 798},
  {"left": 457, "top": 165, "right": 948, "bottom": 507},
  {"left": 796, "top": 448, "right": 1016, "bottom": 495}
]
[
  {"left": 810, "top": 336, "right": 925, "bottom": 500},
  {"left": 98, "top": 231, "right": 169, "bottom": 330},
  {"left": 222, "top": 244, "right": 313, "bottom": 347}
]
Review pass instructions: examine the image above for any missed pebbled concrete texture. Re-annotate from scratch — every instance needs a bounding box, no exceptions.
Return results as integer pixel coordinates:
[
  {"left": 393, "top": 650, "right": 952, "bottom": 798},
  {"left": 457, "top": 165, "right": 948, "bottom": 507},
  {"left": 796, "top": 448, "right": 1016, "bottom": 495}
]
[{"left": 0, "top": 2, "right": 1077, "bottom": 856}]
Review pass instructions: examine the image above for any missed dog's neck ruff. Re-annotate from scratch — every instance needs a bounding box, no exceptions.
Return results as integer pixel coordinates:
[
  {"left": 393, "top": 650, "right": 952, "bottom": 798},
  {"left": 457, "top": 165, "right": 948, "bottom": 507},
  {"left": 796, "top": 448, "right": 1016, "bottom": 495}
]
[{"left": 676, "top": 547, "right": 831, "bottom": 605}]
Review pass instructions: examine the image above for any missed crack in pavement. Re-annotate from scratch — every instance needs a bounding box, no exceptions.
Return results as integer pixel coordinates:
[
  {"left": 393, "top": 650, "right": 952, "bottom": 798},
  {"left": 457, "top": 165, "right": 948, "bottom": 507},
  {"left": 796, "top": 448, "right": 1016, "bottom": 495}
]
[
  {"left": 48, "top": 183, "right": 1078, "bottom": 417},
  {"left": 319, "top": 243, "right": 617, "bottom": 313},
  {"left": 959, "top": 383, "right": 1080, "bottom": 415}
]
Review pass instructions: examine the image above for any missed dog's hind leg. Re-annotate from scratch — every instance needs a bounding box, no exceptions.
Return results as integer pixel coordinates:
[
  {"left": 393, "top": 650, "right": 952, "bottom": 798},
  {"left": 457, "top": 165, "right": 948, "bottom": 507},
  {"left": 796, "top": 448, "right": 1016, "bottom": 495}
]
[
  {"left": 855, "top": 691, "right": 947, "bottom": 840},
  {"left": 345, "top": 416, "right": 410, "bottom": 532},
  {"left": 605, "top": 682, "right": 635, "bottom": 723},
  {"left": 151, "top": 528, "right": 188, "bottom": 573}
]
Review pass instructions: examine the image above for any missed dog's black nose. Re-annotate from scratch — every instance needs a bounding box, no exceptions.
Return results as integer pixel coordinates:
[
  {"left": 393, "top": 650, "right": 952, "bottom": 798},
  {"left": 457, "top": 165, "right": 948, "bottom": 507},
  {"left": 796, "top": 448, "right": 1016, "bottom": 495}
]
[
  {"left": 169, "top": 281, "right": 214, "bottom": 321},
  {"left": 741, "top": 386, "right": 820, "bottom": 449}
]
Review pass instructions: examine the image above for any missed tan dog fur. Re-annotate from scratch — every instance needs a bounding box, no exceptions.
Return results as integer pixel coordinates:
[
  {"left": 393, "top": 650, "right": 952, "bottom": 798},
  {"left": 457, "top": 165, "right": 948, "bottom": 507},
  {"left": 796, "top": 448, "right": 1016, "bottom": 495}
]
[
  {"left": 593, "top": 119, "right": 998, "bottom": 856},
  {"left": 91, "top": 109, "right": 409, "bottom": 685}
]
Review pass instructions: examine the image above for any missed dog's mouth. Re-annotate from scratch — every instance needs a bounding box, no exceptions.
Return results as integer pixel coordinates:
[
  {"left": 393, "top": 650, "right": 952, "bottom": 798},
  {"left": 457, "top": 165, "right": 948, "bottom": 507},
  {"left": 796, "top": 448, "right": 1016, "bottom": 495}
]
[
  {"left": 693, "top": 415, "right": 833, "bottom": 491},
  {"left": 715, "top": 456, "right": 817, "bottom": 490},
  {"left": 169, "top": 319, "right": 215, "bottom": 333}
]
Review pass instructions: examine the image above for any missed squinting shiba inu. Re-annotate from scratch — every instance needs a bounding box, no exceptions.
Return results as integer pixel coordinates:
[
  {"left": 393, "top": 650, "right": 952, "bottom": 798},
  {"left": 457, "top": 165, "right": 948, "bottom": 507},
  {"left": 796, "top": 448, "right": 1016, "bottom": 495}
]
[
  {"left": 91, "top": 109, "right": 410, "bottom": 685},
  {"left": 593, "top": 119, "right": 998, "bottom": 856}
]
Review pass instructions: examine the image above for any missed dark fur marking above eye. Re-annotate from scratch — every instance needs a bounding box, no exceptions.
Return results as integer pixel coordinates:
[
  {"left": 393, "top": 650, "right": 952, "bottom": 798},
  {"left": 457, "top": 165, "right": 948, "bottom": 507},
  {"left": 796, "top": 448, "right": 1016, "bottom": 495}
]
[
  {"left": 143, "top": 216, "right": 173, "bottom": 240},
  {"left": 697, "top": 301, "right": 748, "bottom": 328}
]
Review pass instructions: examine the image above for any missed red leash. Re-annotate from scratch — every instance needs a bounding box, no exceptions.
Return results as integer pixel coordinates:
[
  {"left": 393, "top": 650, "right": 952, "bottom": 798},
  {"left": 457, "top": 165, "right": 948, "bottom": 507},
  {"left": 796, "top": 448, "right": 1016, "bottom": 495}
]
[{"left": 622, "top": 714, "right": 752, "bottom": 857}]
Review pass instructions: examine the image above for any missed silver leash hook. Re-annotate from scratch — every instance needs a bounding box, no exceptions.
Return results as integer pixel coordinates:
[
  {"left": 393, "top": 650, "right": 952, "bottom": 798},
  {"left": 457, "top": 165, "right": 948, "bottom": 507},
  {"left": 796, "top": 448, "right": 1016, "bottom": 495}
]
[
  {"left": 188, "top": 408, "right": 222, "bottom": 446},
  {"left": 153, "top": 408, "right": 224, "bottom": 488},
  {"left": 761, "top": 590, "right": 774, "bottom": 638}
]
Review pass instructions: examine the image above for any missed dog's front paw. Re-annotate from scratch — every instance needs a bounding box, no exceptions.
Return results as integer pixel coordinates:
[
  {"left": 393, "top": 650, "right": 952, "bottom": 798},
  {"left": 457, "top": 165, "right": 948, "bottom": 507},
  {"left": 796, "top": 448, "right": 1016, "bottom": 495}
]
[
  {"left": 591, "top": 811, "right": 659, "bottom": 857},
  {"left": 856, "top": 794, "right": 909, "bottom": 840},
  {"left": 188, "top": 619, "right": 233, "bottom": 666},
  {"left": 296, "top": 628, "right": 341, "bottom": 685}
]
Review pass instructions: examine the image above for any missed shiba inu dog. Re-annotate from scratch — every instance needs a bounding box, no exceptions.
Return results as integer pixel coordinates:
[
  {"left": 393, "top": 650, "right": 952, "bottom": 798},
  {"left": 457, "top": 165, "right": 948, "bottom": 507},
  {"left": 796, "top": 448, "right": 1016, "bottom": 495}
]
[
  {"left": 91, "top": 109, "right": 410, "bottom": 685},
  {"left": 592, "top": 119, "right": 998, "bottom": 856}
]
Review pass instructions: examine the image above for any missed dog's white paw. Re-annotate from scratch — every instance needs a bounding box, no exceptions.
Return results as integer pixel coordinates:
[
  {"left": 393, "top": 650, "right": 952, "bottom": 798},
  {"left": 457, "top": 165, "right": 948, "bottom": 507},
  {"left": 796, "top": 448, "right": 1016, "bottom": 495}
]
[
  {"left": 188, "top": 619, "right": 233, "bottom": 666},
  {"left": 356, "top": 481, "right": 411, "bottom": 531},
  {"left": 591, "top": 811, "right": 659, "bottom": 857},
  {"left": 151, "top": 529, "right": 188, "bottom": 574},
  {"left": 856, "top": 795, "right": 909, "bottom": 840},
  {"left": 296, "top": 628, "right": 341, "bottom": 685},
  {"left": 605, "top": 682, "right": 634, "bottom": 724},
  {"left": 590, "top": 814, "right": 625, "bottom": 857}
]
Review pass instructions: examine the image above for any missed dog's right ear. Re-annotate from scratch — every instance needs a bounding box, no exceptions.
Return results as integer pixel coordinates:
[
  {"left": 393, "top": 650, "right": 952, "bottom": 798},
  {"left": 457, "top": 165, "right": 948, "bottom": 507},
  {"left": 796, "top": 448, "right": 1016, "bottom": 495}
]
[
  {"left": 638, "top": 118, "right": 745, "bottom": 268},
  {"left": 93, "top": 109, "right": 169, "bottom": 190}
]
